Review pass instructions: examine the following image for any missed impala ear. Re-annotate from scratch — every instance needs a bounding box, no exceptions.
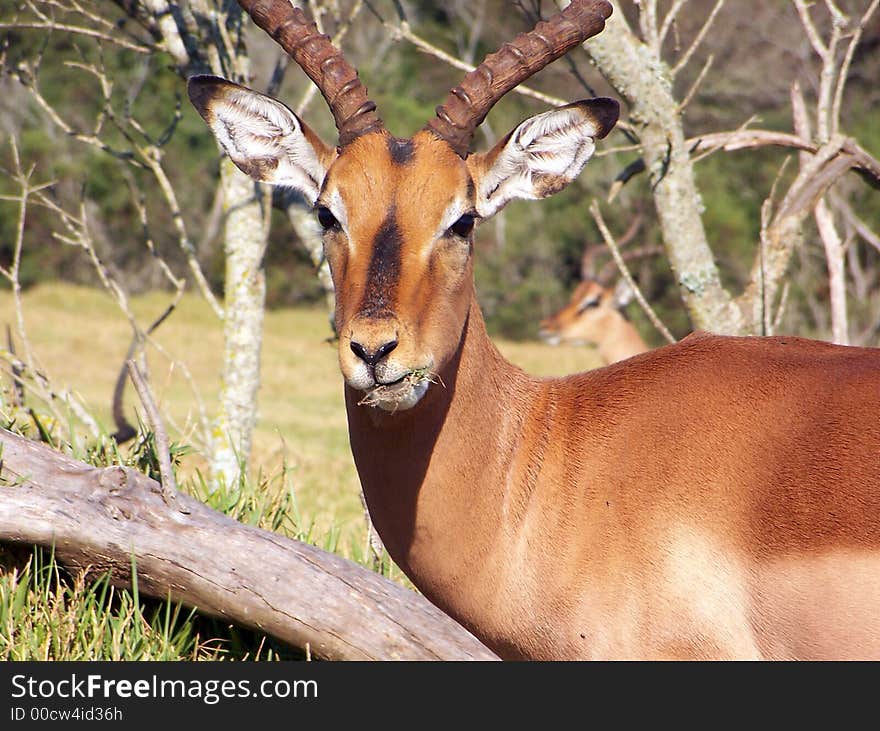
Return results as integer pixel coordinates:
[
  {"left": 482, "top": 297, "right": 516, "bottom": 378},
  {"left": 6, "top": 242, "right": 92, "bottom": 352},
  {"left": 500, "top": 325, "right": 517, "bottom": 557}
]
[
  {"left": 467, "top": 98, "right": 618, "bottom": 219},
  {"left": 188, "top": 75, "right": 336, "bottom": 205},
  {"left": 611, "top": 278, "right": 635, "bottom": 308}
]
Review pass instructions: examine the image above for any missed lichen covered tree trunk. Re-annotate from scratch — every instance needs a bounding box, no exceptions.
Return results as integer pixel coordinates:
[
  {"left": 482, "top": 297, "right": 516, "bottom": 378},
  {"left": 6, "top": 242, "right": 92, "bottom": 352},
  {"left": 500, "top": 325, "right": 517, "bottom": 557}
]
[
  {"left": 582, "top": 9, "right": 747, "bottom": 334},
  {"left": 211, "top": 159, "right": 271, "bottom": 488}
]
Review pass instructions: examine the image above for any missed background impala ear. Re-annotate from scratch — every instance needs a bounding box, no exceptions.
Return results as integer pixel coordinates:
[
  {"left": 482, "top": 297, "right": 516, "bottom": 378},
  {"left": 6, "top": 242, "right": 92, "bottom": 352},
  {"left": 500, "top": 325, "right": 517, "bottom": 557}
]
[
  {"left": 188, "top": 75, "right": 336, "bottom": 205},
  {"left": 611, "top": 278, "right": 635, "bottom": 308},
  {"left": 467, "top": 97, "right": 619, "bottom": 219}
]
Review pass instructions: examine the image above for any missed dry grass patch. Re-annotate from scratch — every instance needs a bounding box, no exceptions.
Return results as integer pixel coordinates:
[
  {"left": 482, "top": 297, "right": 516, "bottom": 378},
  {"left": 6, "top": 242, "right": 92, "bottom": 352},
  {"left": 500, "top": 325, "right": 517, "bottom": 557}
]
[{"left": 1, "top": 283, "right": 603, "bottom": 545}]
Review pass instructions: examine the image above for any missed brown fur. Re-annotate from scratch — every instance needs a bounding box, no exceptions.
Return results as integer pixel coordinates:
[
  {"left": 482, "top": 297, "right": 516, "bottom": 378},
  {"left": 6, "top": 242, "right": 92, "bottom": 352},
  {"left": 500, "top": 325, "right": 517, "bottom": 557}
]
[
  {"left": 350, "top": 297, "right": 880, "bottom": 659},
  {"left": 321, "top": 132, "right": 880, "bottom": 660},
  {"left": 192, "top": 80, "right": 880, "bottom": 658}
]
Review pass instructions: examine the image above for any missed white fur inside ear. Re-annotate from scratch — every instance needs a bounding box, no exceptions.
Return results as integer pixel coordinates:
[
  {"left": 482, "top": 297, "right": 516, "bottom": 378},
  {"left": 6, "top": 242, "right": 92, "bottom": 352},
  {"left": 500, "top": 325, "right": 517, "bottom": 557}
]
[
  {"left": 612, "top": 278, "right": 635, "bottom": 307},
  {"left": 474, "top": 105, "right": 601, "bottom": 218},
  {"left": 205, "top": 85, "right": 328, "bottom": 204}
]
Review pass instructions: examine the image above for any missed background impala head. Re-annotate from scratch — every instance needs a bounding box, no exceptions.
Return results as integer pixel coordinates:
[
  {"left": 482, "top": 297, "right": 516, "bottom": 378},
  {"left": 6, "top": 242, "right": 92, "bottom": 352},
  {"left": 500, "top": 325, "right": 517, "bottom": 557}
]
[
  {"left": 189, "top": 0, "right": 617, "bottom": 411},
  {"left": 539, "top": 208, "right": 655, "bottom": 364},
  {"left": 539, "top": 278, "right": 648, "bottom": 363}
]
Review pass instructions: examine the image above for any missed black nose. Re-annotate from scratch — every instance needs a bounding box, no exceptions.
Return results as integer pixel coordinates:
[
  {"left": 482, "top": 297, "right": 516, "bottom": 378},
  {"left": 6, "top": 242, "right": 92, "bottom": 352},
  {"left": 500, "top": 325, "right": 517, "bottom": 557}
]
[{"left": 350, "top": 338, "right": 399, "bottom": 367}]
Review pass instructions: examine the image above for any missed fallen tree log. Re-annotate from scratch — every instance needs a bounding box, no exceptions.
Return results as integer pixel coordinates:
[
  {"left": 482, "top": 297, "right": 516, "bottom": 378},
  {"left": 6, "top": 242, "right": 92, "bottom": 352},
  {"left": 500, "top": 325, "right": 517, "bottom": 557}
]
[{"left": 0, "top": 428, "right": 498, "bottom": 660}]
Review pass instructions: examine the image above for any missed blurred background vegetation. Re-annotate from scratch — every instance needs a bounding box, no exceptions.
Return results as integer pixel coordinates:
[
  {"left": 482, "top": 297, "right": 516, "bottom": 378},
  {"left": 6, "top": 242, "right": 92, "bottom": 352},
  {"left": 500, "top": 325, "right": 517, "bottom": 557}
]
[{"left": 2, "top": 0, "right": 876, "bottom": 344}]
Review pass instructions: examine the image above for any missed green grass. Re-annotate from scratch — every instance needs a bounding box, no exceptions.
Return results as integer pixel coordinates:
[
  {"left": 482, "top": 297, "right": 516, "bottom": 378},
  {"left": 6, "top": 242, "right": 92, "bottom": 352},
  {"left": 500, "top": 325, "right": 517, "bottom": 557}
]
[
  {"left": 0, "top": 282, "right": 603, "bottom": 660},
  {"left": 0, "top": 545, "right": 299, "bottom": 660}
]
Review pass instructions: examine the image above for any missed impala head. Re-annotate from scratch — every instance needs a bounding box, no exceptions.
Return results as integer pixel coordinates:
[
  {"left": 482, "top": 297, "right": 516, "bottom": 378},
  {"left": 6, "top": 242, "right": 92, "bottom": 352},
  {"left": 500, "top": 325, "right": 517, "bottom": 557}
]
[
  {"left": 539, "top": 278, "right": 633, "bottom": 347},
  {"left": 190, "top": 0, "right": 618, "bottom": 411}
]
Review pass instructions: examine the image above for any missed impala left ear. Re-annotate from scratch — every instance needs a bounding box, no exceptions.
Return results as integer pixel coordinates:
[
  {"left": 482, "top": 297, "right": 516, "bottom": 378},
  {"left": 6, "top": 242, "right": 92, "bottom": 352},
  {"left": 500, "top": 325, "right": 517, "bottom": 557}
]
[
  {"left": 467, "top": 98, "right": 619, "bottom": 219},
  {"left": 188, "top": 75, "right": 336, "bottom": 205}
]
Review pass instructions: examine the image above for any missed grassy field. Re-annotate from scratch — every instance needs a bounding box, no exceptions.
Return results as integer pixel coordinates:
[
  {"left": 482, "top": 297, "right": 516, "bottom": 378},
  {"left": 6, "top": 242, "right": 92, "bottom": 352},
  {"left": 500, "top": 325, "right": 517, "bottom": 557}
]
[
  {"left": 1, "top": 283, "right": 602, "bottom": 542},
  {"left": 0, "top": 283, "right": 603, "bottom": 659}
]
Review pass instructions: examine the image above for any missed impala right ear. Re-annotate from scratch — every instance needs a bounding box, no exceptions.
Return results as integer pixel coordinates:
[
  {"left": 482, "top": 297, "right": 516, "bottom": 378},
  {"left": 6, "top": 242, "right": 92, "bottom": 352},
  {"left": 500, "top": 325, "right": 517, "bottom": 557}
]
[
  {"left": 467, "top": 97, "right": 619, "bottom": 219},
  {"left": 188, "top": 75, "right": 336, "bottom": 205}
]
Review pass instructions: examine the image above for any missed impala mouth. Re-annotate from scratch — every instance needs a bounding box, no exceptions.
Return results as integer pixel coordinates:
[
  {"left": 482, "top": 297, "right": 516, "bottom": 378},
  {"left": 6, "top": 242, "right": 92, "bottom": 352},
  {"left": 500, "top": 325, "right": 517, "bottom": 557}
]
[
  {"left": 357, "top": 369, "right": 436, "bottom": 412},
  {"left": 539, "top": 330, "right": 561, "bottom": 346}
]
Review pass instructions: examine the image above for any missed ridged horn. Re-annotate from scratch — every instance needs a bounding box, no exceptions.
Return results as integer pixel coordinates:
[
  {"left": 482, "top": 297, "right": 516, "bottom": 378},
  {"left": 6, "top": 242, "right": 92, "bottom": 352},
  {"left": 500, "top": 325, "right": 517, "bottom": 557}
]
[
  {"left": 237, "top": 0, "right": 383, "bottom": 146},
  {"left": 425, "top": 0, "right": 613, "bottom": 158}
]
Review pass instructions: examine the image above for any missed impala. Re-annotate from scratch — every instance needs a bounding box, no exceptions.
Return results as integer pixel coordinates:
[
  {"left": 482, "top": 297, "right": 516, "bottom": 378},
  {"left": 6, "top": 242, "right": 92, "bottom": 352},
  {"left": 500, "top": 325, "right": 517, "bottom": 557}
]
[
  {"left": 539, "top": 279, "right": 649, "bottom": 364},
  {"left": 191, "top": 0, "right": 880, "bottom": 659}
]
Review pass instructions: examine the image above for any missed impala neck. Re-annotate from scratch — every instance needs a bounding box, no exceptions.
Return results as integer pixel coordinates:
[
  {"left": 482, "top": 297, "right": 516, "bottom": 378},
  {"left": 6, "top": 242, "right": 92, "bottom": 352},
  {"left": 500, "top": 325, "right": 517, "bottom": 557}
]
[
  {"left": 598, "top": 316, "right": 647, "bottom": 363},
  {"left": 344, "top": 289, "right": 534, "bottom": 594}
]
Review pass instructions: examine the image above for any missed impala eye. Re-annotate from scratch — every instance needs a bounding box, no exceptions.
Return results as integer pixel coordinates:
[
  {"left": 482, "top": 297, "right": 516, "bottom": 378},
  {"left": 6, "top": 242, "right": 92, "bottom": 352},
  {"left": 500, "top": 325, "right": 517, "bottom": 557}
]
[
  {"left": 449, "top": 213, "right": 475, "bottom": 238},
  {"left": 577, "top": 297, "right": 601, "bottom": 314},
  {"left": 316, "top": 206, "right": 339, "bottom": 231}
]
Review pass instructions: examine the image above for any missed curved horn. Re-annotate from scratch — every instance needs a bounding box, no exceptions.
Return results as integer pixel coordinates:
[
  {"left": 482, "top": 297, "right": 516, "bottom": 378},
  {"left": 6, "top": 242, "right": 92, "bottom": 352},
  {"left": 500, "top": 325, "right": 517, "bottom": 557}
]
[
  {"left": 425, "top": 0, "right": 613, "bottom": 158},
  {"left": 237, "top": 0, "right": 383, "bottom": 146}
]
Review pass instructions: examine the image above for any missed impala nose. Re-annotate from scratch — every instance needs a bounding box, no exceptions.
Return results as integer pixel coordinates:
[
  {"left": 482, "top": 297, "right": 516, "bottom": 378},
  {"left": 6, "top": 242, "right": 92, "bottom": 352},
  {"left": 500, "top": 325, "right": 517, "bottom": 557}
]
[{"left": 350, "top": 338, "right": 399, "bottom": 367}]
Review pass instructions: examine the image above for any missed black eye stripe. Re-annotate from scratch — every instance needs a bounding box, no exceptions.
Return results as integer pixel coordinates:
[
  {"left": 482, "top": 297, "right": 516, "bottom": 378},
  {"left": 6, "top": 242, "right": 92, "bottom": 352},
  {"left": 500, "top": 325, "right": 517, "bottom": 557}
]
[
  {"left": 576, "top": 298, "right": 601, "bottom": 314},
  {"left": 359, "top": 210, "right": 402, "bottom": 319}
]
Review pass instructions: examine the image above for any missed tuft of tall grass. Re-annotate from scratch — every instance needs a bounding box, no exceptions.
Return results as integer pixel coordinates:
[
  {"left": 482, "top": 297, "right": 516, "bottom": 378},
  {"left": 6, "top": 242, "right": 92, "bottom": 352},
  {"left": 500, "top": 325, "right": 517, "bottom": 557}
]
[
  {"left": 0, "top": 546, "right": 214, "bottom": 661},
  {"left": 0, "top": 419, "right": 403, "bottom": 660}
]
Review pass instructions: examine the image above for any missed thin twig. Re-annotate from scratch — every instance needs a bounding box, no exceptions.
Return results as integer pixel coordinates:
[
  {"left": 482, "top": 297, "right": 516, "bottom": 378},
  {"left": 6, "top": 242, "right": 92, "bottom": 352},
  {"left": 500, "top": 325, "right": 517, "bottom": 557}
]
[
  {"left": 793, "top": 0, "right": 828, "bottom": 58},
  {"left": 140, "top": 147, "right": 224, "bottom": 319},
  {"left": 296, "top": 0, "right": 364, "bottom": 116},
  {"left": 831, "top": 191, "right": 880, "bottom": 254},
  {"left": 5, "top": 326, "right": 25, "bottom": 408},
  {"left": 638, "top": 0, "right": 660, "bottom": 53},
  {"left": 126, "top": 360, "right": 189, "bottom": 513},
  {"left": 672, "top": 0, "right": 725, "bottom": 75},
  {"left": 685, "top": 128, "right": 880, "bottom": 186},
  {"left": 111, "top": 287, "right": 185, "bottom": 444},
  {"left": 772, "top": 280, "right": 790, "bottom": 334},
  {"left": 387, "top": 20, "right": 568, "bottom": 109},
  {"left": 0, "top": 22, "right": 153, "bottom": 52},
  {"left": 678, "top": 54, "right": 713, "bottom": 112},
  {"left": 815, "top": 198, "right": 850, "bottom": 344},
  {"left": 589, "top": 200, "right": 677, "bottom": 344},
  {"left": 582, "top": 210, "right": 646, "bottom": 279},
  {"left": 817, "top": 3, "right": 844, "bottom": 142},
  {"left": 658, "top": 0, "right": 688, "bottom": 49},
  {"left": 0, "top": 141, "right": 100, "bottom": 438},
  {"left": 831, "top": 0, "right": 879, "bottom": 138},
  {"left": 358, "top": 490, "right": 386, "bottom": 568}
]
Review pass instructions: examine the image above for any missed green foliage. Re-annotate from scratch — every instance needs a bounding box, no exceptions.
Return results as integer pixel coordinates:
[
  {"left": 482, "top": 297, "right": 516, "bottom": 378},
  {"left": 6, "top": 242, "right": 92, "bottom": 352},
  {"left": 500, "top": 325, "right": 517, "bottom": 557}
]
[{"left": 0, "top": 544, "right": 304, "bottom": 660}]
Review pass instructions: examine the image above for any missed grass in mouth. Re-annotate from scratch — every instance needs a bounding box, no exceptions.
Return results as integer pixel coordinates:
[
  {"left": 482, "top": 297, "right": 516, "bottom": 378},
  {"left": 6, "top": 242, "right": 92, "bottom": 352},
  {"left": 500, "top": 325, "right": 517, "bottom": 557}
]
[{"left": 357, "top": 369, "right": 441, "bottom": 409}]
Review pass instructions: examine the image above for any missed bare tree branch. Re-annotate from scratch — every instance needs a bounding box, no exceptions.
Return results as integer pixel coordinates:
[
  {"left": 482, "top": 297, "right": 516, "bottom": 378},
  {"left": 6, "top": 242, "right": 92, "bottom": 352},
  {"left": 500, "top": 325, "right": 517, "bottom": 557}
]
[
  {"left": 637, "top": 0, "right": 660, "bottom": 52},
  {"left": 0, "top": 21, "right": 152, "bottom": 52},
  {"left": 385, "top": 17, "right": 570, "bottom": 109},
  {"left": 0, "top": 427, "right": 498, "bottom": 661},
  {"left": 793, "top": 0, "right": 829, "bottom": 58},
  {"left": 126, "top": 360, "right": 189, "bottom": 510},
  {"left": 658, "top": 0, "right": 688, "bottom": 49},
  {"left": 831, "top": 0, "right": 879, "bottom": 138},
  {"left": 832, "top": 191, "right": 880, "bottom": 254},
  {"left": 815, "top": 198, "right": 849, "bottom": 343}
]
